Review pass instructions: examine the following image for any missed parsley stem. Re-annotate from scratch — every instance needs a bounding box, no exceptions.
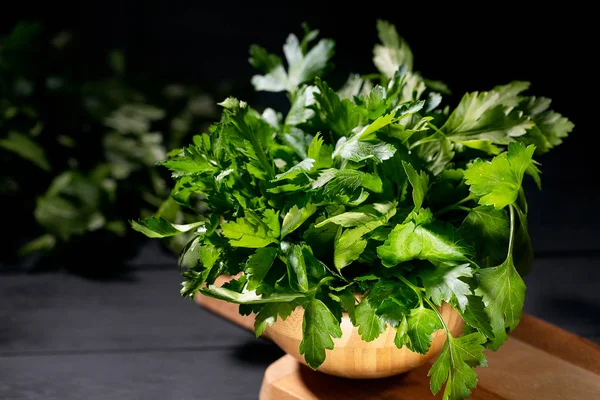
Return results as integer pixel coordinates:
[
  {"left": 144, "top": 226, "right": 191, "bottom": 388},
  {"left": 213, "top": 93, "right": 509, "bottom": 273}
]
[
  {"left": 398, "top": 275, "right": 425, "bottom": 307},
  {"left": 434, "top": 194, "right": 474, "bottom": 217},
  {"left": 423, "top": 297, "right": 452, "bottom": 339},
  {"left": 434, "top": 205, "right": 471, "bottom": 217},
  {"left": 507, "top": 204, "right": 516, "bottom": 256}
]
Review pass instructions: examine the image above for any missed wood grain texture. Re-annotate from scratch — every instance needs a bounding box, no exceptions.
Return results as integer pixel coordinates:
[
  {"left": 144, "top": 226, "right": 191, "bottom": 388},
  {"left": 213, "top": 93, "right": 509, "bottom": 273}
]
[
  {"left": 511, "top": 313, "right": 600, "bottom": 374},
  {"left": 267, "top": 302, "right": 463, "bottom": 379}
]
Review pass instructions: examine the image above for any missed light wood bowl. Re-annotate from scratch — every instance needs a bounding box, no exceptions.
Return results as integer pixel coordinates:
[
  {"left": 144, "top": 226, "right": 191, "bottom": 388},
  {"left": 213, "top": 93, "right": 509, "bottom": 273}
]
[{"left": 266, "top": 303, "right": 463, "bottom": 379}]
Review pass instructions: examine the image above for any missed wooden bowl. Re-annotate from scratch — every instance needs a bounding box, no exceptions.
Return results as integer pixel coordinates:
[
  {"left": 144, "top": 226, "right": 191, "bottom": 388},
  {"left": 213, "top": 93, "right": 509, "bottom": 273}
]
[{"left": 266, "top": 303, "right": 463, "bottom": 379}]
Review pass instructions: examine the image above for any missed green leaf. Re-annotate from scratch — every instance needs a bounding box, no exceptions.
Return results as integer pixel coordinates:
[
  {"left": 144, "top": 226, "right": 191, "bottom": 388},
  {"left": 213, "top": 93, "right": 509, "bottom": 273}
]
[
  {"left": 313, "top": 169, "right": 383, "bottom": 195},
  {"left": 285, "top": 85, "right": 317, "bottom": 127},
  {"left": 442, "top": 81, "right": 534, "bottom": 144},
  {"left": 464, "top": 142, "right": 536, "bottom": 209},
  {"left": 373, "top": 19, "right": 413, "bottom": 77},
  {"left": 0, "top": 131, "right": 51, "bottom": 170},
  {"left": 364, "top": 84, "right": 388, "bottom": 119},
  {"left": 180, "top": 244, "right": 222, "bottom": 298},
  {"left": 460, "top": 206, "right": 509, "bottom": 267},
  {"left": 254, "top": 302, "right": 297, "bottom": 337},
  {"left": 406, "top": 306, "right": 442, "bottom": 354},
  {"left": 333, "top": 139, "right": 396, "bottom": 163},
  {"left": 402, "top": 161, "right": 429, "bottom": 209},
  {"left": 18, "top": 234, "right": 56, "bottom": 256},
  {"left": 334, "top": 202, "right": 396, "bottom": 270},
  {"left": 355, "top": 297, "right": 386, "bottom": 342},
  {"left": 281, "top": 127, "right": 312, "bottom": 160},
  {"left": 221, "top": 212, "right": 279, "bottom": 248},
  {"left": 333, "top": 288, "right": 357, "bottom": 325},
  {"left": 332, "top": 113, "right": 396, "bottom": 163},
  {"left": 519, "top": 96, "right": 574, "bottom": 153},
  {"left": 299, "top": 298, "right": 343, "bottom": 369},
  {"left": 245, "top": 248, "right": 279, "bottom": 291},
  {"left": 428, "top": 332, "right": 487, "bottom": 400},
  {"left": 312, "top": 78, "right": 363, "bottom": 139},
  {"left": 158, "top": 145, "right": 218, "bottom": 177},
  {"left": 281, "top": 203, "right": 318, "bottom": 239},
  {"left": 249, "top": 44, "right": 282, "bottom": 73},
  {"left": 394, "top": 317, "right": 410, "bottom": 349},
  {"left": 131, "top": 217, "right": 205, "bottom": 238},
  {"left": 368, "top": 279, "right": 419, "bottom": 326},
  {"left": 377, "top": 220, "right": 471, "bottom": 267},
  {"left": 454, "top": 295, "right": 495, "bottom": 340},
  {"left": 420, "top": 264, "right": 473, "bottom": 312},
  {"left": 251, "top": 33, "right": 334, "bottom": 93},
  {"left": 474, "top": 255, "right": 526, "bottom": 349},
  {"left": 316, "top": 202, "right": 395, "bottom": 228},
  {"left": 307, "top": 133, "right": 333, "bottom": 170},
  {"left": 273, "top": 158, "right": 315, "bottom": 181},
  {"left": 281, "top": 242, "right": 310, "bottom": 292}
]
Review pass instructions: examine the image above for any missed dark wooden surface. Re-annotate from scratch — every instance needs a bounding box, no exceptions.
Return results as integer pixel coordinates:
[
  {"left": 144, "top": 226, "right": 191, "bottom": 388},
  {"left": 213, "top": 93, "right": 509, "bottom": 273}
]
[
  {"left": 0, "top": 253, "right": 598, "bottom": 400},
  {"left": 1, "top": 180, "right": 599, "bottom": 399}
]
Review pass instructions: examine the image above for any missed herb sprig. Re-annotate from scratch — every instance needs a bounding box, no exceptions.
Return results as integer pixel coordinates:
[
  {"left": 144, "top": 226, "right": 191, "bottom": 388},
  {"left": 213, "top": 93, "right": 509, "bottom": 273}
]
[{"left": 133, "top": 21, "right": 573, "bottom": 400}]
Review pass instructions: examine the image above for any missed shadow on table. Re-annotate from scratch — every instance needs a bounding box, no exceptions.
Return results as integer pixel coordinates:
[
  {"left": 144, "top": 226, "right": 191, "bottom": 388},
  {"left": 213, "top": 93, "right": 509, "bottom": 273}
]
[{"left": 232, "top": 339, "right": 285, "bottom": 366}]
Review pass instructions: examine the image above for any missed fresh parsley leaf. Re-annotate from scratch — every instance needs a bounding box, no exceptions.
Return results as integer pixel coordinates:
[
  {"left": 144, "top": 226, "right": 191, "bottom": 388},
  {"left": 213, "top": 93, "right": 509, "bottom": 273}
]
[
  {"left": 221, "top": 212, "right": 280, "bottom": 248},
  {"left": 373, "top": 19, "right": 413, "bottom": 77},
  {"left": 131, "top": 217, "right": 205, "bottom": 238},
  {"left": 355, "top": 294, "right": 386, "bottom": 342},
  {"left": 419, "top": 263, "right": 473, "bottom": 312},
  {"left": 333, "top": 139, "right": 396, "bottom": 164},
  {"left": 402, "top": 161, "right": 429, "bottom": 210},
  {"left": 334, "top": 202, "right": 396, "bottom": 270},
  {"left": 251, "top": 32, "right": 334, "bottom": 94},
  {"left": 245, "top": 247, "right": 279, "bottom": 291},
  {"left": 441, "top": 82, "right": 533, "bottom": 145},
  {"left": 330, "top": 287, "right": 357, "bottom": 325},
  {"left": 0, "top": 131, "right": 51, "bottom": 171},
  {"left": 460, "top": 206, "right": 509, "bottom": 267},
  {"left": 519, "top": 96, "right": 575, "bottom": 153},
  {"left": 281, "top": 241, "right": 310, "bottom": 292},
  {"left": 307, "top": 133, "right": 333, "bottom": 170},
  {"left": 273, "top": 158, "right": 315, "bottom": 181},
  {"left": 377, "top": 219, "right": 471, "bottom": 267},
  {"left": 406, "top": 306, "right": 443, "bottom": 354},
  {"left": 311, "top": 78, "right": 363, "bottom": 139},
  {"left": 254, "top": 302, "right": 297, "bottom": 337},
  {"left": 368, "top": 279, "right": 419, "bottom": 327},
  {"left": 453, "top": 295, "right": 495, "bottom": 340},
  {"left": 428, "top": 332, "right": 487, "bottom": 400},
  {"left": 474, "top": 255, "right": 526, "bottom": 349},
  {"left": 299, "top": 298, "right": 343, "bottom": 369},
  {"left": 281, "top": 203, "right": 318, "bottom": 239},
  {"left": 464, "top": 142, "right": 535, "bottom": 209}
]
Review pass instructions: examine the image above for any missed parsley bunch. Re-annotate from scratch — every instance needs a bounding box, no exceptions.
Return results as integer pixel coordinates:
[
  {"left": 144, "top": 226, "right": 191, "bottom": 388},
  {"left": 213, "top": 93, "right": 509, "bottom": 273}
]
[{"left": 133, "top": 21, "right": 573, "bottom": 399}]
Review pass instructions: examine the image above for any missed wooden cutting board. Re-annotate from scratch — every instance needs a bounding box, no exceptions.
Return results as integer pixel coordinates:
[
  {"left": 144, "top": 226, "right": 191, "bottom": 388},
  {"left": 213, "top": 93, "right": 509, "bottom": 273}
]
[{"left": 196, "top": 294, "right": 600, "bottom": 399}]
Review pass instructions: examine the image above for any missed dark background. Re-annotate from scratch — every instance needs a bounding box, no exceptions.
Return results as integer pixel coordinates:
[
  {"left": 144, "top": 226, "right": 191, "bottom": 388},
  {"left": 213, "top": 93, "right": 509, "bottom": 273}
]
[
  {"left": 1, "top": 2, "right": 598, "bottom": 399},
  {"left": 3, "top": 0, "right": 596, "bottom": 255}
]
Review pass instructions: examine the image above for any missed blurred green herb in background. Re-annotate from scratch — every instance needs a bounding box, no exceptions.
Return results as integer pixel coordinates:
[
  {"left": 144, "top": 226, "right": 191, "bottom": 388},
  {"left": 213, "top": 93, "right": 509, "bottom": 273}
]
[{"left": 0, "top": 21, "right": 226, "bottom": 271}]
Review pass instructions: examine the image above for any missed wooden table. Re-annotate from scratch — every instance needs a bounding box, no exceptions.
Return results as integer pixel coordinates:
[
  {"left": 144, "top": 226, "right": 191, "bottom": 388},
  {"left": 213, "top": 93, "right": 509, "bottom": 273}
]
[{"left": 1, "top": 239, "right": 599, "bottom": 399}]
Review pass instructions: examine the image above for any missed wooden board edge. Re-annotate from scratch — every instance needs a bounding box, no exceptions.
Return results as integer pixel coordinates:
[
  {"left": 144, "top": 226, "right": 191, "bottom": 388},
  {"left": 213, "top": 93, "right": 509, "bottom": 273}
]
[{"left": 511, "top": 314, "right": 600, "bottom": 374}]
